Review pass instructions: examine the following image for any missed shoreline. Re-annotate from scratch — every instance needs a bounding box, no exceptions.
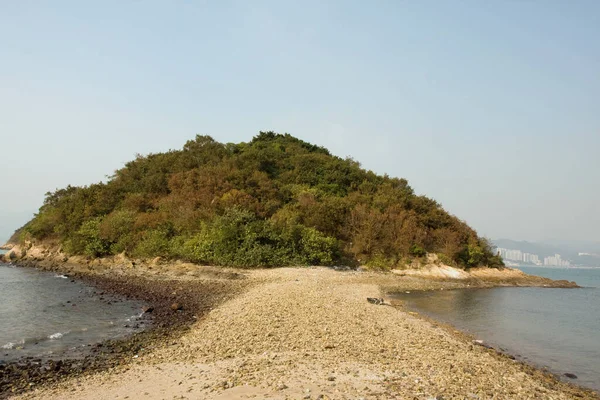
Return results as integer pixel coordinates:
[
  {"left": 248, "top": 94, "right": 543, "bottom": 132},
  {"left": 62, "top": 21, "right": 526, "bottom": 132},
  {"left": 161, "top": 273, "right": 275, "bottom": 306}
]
[
  {"left": 2, "top": 248, "right": 598, "bottom": 399},
  {"left": 0, "top": 259, "right": 248, "bottom": 399},
  {"left": 389, "top": 290, "right": 598, "bottom": 394}
]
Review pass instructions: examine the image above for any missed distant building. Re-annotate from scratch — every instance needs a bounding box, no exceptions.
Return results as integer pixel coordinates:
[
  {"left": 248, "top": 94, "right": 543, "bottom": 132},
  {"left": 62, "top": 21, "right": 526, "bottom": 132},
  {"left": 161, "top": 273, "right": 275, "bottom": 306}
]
[
  {"left": 497, "top": 248, "right": 523, "bottom": 262},
  {"left": 496, "top": 248, "right": 547, "bottom": 266},
  {"left": 543, "top": 254, "right": 570, "bottom": 267},
  {"left": 522, "top": 253, "right": 540, "bottom": 264}
]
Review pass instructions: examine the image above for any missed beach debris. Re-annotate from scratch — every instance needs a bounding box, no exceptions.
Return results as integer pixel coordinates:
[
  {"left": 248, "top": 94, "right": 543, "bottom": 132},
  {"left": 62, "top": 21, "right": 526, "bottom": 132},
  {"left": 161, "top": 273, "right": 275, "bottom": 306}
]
[
  {"left": 367, "top": 297, "right": 385, "bottom": 305},
  {"left": 564, "top": 372, "right": 578, "bottom": 379}
]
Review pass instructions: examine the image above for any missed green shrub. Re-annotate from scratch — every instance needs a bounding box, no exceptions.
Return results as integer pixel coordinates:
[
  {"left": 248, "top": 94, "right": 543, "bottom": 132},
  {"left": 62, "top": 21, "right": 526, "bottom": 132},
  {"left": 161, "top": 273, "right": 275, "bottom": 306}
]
[
  {"left": 466, "top": 243, "right": 484, "bottom": 267},
  {"left": 437, "top": 253, "right": 454, "bottom": 266},
  {"left": 409, "top": 244, "right": 426, "bottom": 258},
  {"left": 69, "top": 217, "right": 111, "bottom": 257},
  {"left": 299, "top": 227, "right": 337, "bottom": 265},
  {"left": 364, "top": 253, "right": 395, "bottom": 270},
  {"left": 133, "top": 228, "right": 172, "bottom": 258}
]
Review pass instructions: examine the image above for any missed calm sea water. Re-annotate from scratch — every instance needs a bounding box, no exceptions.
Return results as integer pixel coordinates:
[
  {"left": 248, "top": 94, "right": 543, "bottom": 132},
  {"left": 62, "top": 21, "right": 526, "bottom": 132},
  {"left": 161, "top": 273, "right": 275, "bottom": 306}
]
[
  {"left": 0, "top": 262, "right": 147, "bottom": 362},
  {"left": 393, "top": 266, "right": 600, "bottom": 392}
]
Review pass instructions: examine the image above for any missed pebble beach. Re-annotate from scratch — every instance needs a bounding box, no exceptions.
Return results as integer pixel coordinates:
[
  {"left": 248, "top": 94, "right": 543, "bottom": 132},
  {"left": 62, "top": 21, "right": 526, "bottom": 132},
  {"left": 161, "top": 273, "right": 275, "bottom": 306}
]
[{"left": 4, "top": 254, "right": 597, "bottom": 400}]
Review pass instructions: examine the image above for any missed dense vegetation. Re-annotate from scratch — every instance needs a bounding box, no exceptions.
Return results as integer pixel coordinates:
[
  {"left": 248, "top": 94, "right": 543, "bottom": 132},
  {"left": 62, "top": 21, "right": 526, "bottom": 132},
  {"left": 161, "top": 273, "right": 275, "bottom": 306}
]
[{"left": 14, "top": 132, "right": 502, "bottom": 269}]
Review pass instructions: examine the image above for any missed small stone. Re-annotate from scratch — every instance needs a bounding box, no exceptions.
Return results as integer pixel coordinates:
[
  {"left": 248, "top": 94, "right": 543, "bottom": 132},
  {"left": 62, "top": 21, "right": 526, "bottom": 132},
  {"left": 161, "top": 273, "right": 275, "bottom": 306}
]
[
  {"left": 277, "top": 383, "right": 288, "bottom": 390},
  {"left": 564, "top": 373, "right": 578, "bottom": 379}
]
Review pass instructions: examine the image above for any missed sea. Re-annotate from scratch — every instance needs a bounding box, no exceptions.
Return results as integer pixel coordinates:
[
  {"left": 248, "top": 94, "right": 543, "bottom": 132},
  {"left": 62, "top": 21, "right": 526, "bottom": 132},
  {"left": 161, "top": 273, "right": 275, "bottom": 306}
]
[
  {"left": 392, "top": 266, "right": 600, "bottom": 392},
  {"left": 0, "top": 260, "right": 148, "bottom": 363}
]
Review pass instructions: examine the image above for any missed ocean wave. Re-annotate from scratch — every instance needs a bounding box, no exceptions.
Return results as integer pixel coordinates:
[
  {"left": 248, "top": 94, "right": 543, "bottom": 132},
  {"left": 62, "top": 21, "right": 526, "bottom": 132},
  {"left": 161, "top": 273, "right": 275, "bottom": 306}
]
[
  {"left": 126, "top": 311, "right": 145, "bottom": 322},
  {"left": 1, "top": 338, "right": 24, "bottom": 349},
  {"left": 48, "top": 331, "right": 69, "bottom": 340}
]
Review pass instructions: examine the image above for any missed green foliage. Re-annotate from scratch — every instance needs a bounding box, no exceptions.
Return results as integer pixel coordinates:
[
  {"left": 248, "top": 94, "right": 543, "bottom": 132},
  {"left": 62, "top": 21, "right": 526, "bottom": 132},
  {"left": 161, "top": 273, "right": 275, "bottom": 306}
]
[
  {"left": 16, "top": 132, "right": 499, "bottom": 268},
  {"left": 410, "top": 244, "right": 427, "bottom": 258},
  {"left": 466, "top": 243, "right": 485, "bottom": 267},
  {"left": 364, "top": 253, "right": 396, "bottom": 271},
  {"left": 133, "top": 227, "right": 172, "bottom": 258},
  {"left": 68, "top": 217, "right": 111, "bottom": 257},
  {"left": 436, "top": 253, "right": 454, "bottom": 266},
  {"left": 299, "top": 227, "right": 338, "bottom": 265},
  {"left": 172, "top": 208, "right": 338, "bottom": 267}
]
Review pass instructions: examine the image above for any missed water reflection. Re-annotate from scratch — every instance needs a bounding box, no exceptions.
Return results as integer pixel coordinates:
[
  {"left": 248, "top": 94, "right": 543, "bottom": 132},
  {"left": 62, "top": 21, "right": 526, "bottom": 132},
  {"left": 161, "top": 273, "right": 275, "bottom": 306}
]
[{"left": 392, "top": 285, "right": 600, "bottom": 391}]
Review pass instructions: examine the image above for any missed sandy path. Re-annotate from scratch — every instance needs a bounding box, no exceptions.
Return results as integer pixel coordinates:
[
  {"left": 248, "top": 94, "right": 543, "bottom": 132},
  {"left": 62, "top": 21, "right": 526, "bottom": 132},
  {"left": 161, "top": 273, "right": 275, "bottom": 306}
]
[{"left": 16, "top": 267, "right": 597, "bottom": 399}]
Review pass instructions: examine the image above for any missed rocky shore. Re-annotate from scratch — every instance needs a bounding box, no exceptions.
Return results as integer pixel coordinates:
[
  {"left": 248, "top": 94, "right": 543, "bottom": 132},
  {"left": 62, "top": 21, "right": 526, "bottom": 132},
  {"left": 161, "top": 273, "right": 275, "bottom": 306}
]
[
  {"left": 0, "top": 253, "right": 248, "bottom": 399},
  {"left": 2, "top": 245, "right": 597, "bottom": 399}
]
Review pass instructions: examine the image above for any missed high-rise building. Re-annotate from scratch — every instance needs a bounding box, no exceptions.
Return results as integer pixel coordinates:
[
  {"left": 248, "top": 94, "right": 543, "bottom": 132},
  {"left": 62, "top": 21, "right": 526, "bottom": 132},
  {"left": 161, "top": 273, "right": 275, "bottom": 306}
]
[{"left": 543, "top": 254, "right": 570, "bottom": 267}]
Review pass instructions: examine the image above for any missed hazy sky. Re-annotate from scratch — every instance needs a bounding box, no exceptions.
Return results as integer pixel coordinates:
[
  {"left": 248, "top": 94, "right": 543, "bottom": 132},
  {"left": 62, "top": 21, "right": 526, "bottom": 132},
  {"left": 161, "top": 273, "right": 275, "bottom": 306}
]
[{"left": 1, "top": 1, "right": 599, "bottom": 244}]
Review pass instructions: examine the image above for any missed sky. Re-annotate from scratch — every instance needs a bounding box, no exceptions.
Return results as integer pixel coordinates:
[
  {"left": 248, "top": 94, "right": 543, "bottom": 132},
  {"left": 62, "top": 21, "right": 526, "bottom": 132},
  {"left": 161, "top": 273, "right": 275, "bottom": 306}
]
[{"left": 1, "top": 1, "right": 599, "bottom": 245}]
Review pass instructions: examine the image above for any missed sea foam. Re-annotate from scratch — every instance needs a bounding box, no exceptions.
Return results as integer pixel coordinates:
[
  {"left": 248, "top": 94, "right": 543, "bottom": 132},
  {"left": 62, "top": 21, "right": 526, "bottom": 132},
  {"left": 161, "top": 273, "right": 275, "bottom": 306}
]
[{"left": 48, "top": 332, "right": 68, "bottom": 340}]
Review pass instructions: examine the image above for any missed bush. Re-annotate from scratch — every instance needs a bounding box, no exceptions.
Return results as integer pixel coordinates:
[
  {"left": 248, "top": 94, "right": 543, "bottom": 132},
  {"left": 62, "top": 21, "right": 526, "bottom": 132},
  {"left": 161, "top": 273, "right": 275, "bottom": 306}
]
[
  {"left": 409, "top": 244, "right": 426, "bottom": 258},
  {"left": 68, "top": 217, "right": 111, "bottom": 257},
  {"left": 299, "top": 227, "right": 337, "bottom": 265},
  {"left": 437, "top": 253, "right": 454, "bottom": 266},
  {"left": 133, "top": 228, "right": 172, "bottom": 258},
  {"left": 364, "top": 253, "right": 395, "bottom": 270}
]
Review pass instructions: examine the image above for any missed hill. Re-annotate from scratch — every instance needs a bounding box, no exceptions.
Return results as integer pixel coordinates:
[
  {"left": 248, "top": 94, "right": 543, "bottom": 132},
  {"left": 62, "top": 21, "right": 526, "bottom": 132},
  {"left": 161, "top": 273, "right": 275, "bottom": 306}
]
[{"left": 10, "top": 132, "right": 502, "bottom": 269}]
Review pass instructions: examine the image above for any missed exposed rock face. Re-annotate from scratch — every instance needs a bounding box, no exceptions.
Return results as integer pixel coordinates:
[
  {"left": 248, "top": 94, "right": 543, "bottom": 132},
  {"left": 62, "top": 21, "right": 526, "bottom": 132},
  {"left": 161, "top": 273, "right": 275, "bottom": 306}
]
[
  {"left": 1, "top": 247, "right": 18, "bottom": 262},
  {"left": 392, "top": 264, "right": 579, "bottom": 288}
]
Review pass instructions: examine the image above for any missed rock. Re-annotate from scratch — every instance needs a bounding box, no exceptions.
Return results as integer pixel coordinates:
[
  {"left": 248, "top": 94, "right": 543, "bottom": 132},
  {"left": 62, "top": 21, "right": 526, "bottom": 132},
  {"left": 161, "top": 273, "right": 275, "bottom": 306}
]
[
  {"left": 367, "top": 297, "right": 385, "bottom": 305},
  {"left": 142, "top": 306, "right": 154, "bottom": 314},
  {"left": 564, "top": 372, "right": 578, "bottom": 379},
  {"left": 171, "top": 303, "right": 183, "bottom": 311}
]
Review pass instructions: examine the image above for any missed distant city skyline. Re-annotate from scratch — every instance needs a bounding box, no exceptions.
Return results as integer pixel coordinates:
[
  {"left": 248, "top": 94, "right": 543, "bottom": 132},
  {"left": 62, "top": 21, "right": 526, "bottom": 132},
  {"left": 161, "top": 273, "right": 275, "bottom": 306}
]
[
  {"left": 496, "top": 247, "right": 571, "bottom": 267},
  {"left": 1, "top": 2, "right": 599, "bottom": 244}
]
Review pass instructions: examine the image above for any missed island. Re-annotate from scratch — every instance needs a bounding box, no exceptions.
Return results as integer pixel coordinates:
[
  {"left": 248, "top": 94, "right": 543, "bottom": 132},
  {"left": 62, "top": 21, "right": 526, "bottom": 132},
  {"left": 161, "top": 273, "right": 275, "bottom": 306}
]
[{"left": 2, "top": 133, "right": 594, "bottom": 400}]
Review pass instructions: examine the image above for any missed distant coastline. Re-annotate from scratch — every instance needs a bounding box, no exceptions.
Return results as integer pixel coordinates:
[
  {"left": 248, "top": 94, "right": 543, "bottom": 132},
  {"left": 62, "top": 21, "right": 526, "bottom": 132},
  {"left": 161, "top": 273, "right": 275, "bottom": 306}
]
[{"left": 515, "top": 264, "right": 600, "bottom": 270}]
